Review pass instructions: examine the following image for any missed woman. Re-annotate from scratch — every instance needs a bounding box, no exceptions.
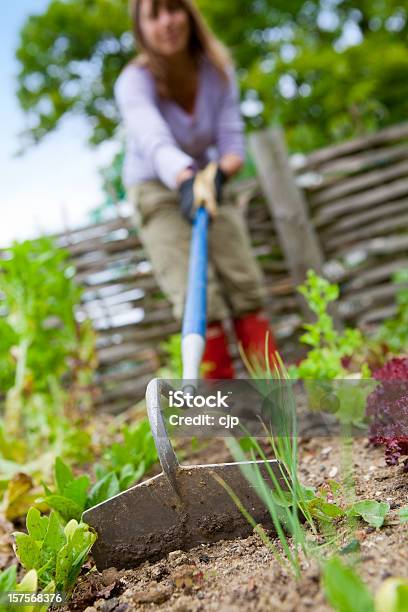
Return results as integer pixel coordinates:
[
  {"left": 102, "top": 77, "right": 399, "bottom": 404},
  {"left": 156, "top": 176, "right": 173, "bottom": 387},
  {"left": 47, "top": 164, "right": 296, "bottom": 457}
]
[{"left": 114, "top": 0, "right": 278, "bottom": 378}]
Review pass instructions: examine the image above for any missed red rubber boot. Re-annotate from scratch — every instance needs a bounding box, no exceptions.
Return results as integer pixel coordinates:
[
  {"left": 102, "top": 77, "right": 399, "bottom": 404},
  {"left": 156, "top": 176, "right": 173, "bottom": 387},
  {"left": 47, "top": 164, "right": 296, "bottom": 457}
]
[
  {"left": 201, "top": 322, "right": 235, "bottom": 379},
  {"left": 233, "top": 311, "right": 279, "bottom": 372}
]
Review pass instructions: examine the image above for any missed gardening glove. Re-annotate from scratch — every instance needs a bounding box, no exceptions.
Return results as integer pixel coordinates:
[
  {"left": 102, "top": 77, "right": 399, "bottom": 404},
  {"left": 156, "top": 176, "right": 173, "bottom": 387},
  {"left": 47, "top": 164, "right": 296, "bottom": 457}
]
[{"left": 179, "top": 162, "right": 227, "bottom": 223}]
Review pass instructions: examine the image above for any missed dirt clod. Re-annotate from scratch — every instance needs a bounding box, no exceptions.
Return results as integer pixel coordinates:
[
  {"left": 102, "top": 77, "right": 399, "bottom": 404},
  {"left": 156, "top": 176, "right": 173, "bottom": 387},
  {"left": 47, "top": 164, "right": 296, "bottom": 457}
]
[
  {"left": 167, "top": 550, "right": 188, "bottom": 565},
  {"left": 171, "top": 564, "right": 203, "bottom": 589},
  {"left": 101, "top": 568, "right": 122, "bottom": 587},
  {"left": 132, "top": 583, "right": 173, "bottom": 604}
]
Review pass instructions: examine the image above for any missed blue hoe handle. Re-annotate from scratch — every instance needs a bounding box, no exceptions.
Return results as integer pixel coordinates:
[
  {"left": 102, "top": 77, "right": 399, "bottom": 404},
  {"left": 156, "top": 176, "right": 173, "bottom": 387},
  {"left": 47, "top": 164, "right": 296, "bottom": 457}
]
[
  {"left": 181, "top": 207, "right": 209, "bottom": 380},
  {"left": 182, "top": 207, "right": 209, "bottom": 339}
]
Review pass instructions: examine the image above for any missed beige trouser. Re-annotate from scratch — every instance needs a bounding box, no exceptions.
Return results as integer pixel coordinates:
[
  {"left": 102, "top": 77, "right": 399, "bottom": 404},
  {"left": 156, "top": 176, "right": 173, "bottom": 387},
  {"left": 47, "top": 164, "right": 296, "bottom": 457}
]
[{"left": 127, "top": 180, "right": 266, "bottom": 323}]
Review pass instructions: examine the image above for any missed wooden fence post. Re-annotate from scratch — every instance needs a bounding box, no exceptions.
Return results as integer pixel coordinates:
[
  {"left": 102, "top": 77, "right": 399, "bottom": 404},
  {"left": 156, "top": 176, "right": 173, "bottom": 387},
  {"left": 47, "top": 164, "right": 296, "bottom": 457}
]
[{"left": 249, "top": 127, "right": 342, "bottom": 326}]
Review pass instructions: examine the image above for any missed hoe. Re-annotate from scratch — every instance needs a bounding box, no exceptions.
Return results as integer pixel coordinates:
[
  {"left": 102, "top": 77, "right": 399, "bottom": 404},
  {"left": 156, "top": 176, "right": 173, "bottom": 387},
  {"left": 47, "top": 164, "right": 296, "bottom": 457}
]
[{"left": 83, "top": 168, "right": 284, "bottom": 570}]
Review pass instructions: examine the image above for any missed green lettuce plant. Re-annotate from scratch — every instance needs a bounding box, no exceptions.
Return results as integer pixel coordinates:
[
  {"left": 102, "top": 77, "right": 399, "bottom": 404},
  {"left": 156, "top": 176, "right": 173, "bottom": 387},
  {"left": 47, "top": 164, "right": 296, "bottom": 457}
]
[
  {"left": 13, "top": 507, "right": 96, "bottom": 594},
  {"left": 0, "top": 238, "right": 96, "bottom": 477},
  {"left": 0, "top": 565, "right": 53, "bottom": 612}
]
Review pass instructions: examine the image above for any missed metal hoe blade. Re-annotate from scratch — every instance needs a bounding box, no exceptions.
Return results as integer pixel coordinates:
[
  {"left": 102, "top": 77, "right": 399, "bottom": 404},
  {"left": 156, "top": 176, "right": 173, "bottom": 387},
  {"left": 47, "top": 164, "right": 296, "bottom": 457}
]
[{"left": 83, "top": 379, "right": 286, "bottom": 570}]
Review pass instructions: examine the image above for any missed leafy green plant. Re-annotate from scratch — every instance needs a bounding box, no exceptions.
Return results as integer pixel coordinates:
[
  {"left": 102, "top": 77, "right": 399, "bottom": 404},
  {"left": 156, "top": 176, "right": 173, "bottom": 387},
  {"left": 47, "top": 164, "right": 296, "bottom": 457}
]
[
  {"left": 287, "top": 270, "right": 375, "bottom": 430},
  {"left": 0, "top": 238, "right": 81, "bottom": 395},
  {"left": 42, "top": 458, "right": 92, "bottom": 522},
  {"left": 289, "top": 270, "right": 366, "bottom": 380},
  {"left": 347, "top": 500, "right": 390, "bottom": 530},
  {"left": 13, "top": 507, "right": 96, "bottom": 594},
  {"left": 96, "top": 418, "right": 157, "bottom": 491},
  {"left": 42, "top": 420, "right": 158, "bottom": 522},
  {"left": 0, "top": 565, "right": 52, "bottom": 612},
  {"left": 0, "top": 238, "right": 96, "bottom": 482},
  {"left": 377, "top": 269, "right": 408, "bottom": 354},
  {"left": 41, "top": 460, "right": 116, "bottom": 522}
]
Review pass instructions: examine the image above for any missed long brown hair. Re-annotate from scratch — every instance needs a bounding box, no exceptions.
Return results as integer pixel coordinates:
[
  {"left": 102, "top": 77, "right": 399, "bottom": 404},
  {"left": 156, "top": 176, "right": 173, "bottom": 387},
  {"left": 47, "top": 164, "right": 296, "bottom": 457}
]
[{"left": 128, "top": 0, "right": 232, "bottom": 97}]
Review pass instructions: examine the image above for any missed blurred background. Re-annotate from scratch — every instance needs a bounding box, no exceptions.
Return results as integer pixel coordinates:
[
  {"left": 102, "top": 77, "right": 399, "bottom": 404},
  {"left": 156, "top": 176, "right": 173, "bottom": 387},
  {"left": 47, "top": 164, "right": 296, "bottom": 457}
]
[{"left": 2, "top": 0, "right": 407, "bottom": 246}]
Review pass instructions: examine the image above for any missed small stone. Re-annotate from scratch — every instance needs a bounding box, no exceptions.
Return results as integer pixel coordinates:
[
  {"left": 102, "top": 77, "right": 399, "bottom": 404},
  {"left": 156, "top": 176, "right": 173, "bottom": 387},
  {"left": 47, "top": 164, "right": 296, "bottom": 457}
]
[
  {"left": 100, "top": 598, "right": 119, "bottom": 612},
  {"left": 132, "top": 583, "right": 173, "bottom": 604},
  {"left": 355, "top": 530, "right": 367, "bottom": 542},
  {"left": 172, "top": 596, "right": 193, "bottom": 612},
  {"left": 150, "top": 564, "right": 168, "bottom": 581},
  {"left": 303, "top": 598, "right": 314, "bottom": 607},
  {"left": 172, "top": 564, "right": 203, "bottom": 589},
  {"left": 101, "top": 568, "right": 120, "bottom": 587},
  {"left": 328, "top": 466, "right": 338, "bottom": 478},
  {"left": 199, "top": 553, "right": 210, "bottom": 563},
  {"left": 168, "top": 550, "right": 188, "bottom": 566}
]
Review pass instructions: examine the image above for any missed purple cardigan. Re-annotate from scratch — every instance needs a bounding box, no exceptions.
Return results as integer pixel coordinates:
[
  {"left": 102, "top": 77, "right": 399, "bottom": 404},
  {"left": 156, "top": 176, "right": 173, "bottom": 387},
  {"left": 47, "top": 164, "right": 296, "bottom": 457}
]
[{"left": 114, "top": 56, "right": 246, "bottom": 190}]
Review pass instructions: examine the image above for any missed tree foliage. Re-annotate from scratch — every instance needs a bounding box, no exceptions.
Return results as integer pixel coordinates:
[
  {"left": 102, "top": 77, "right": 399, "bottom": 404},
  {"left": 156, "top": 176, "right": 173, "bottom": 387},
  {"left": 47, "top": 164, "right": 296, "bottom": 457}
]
[
  {"left": 16, "top": 0, "right": 131, "bottom": 148},
  {"left": 16, "top": 0, "right": 408, "bottom": 152}
]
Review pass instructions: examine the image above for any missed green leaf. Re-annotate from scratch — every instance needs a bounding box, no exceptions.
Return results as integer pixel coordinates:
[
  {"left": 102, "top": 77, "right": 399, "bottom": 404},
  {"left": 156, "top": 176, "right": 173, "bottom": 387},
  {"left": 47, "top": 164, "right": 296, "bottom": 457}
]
[
  {"left": 308, "top": 498, "right": 345, "bottom": 521},
  {"left": 398, "top": 506, "right": 408, "bottom": 524},
  {"left": 349, "top": 500, "right": 390, "bottom": 529},
  {"left": 43, "top": 495, "right": 83, "bottom": 522},
  {"left": 323, "top": 557, "right": 375, "bottom": 612},
  {"left": 340, "top": 539, "right": 361, "bottom": 556},
  {"left": 16, "top": 569, "right": 38, "bottom": 593},
  {"left": 64, "top": 519, "right": 79, "bottom": 541},
  {"left": 13, "top": 533, "right": 40, "bottom": 570},
  {"left": 42, "top": 511, "right": 66, "bottom": 556},
  {"left": 55, "top": 542, "right": 72, "bottom": 593},
  {"left": 0, "top": 565, "right": 17, "bottom": 591},
  {"left": 37, "top": 581, "right": 56, "bottom": 612},
  {"left": 56, "top": 523, "right": 96, "bottom": 591},
  {"left": 375, "top": 578, "right": 408, "bottom": 612},
  {"left": 328, "top": 480, "right": 342, "bottom": 496},
  {"left": 87, "top": 472, "right": 120, "bottom": 508},
  {"left": 26, "top": 507, "right": 49, "bottom": 540},
  {"left": 62, "top": 475, "right": 90, "bottom": 509},
  {"left": 55, "top": 458, "right": 73, "bottom": 494}
]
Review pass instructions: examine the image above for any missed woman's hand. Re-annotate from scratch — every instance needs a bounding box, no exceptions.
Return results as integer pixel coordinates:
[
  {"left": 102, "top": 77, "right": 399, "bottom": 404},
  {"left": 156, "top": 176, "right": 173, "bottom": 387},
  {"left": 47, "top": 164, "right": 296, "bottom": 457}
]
[
  {"left": 219, "top": 153, "right": 244, "bottom": 178},
  {"left": 178, "top": 162, "right": 221, "bottom": 223},
  {"left": 176, "top": 166, "right": 195, "bottom": 188}
]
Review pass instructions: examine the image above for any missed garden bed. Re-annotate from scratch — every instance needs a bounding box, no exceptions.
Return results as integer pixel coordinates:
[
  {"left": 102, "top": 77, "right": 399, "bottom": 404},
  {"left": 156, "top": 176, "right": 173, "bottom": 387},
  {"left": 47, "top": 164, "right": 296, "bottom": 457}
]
[
  {"left": 1, "top": 243, "right": 407, "bottom": 611},
  {"left": 61, "top": 436, "right": 408, "bottom": 612}
]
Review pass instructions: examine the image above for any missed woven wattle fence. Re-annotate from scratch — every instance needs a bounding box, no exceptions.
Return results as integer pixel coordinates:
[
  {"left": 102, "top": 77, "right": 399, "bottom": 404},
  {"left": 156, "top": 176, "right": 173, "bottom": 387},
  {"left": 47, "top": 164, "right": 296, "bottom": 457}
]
[{"left": 53, "top": 122, "right": 408, "bottom": 412}]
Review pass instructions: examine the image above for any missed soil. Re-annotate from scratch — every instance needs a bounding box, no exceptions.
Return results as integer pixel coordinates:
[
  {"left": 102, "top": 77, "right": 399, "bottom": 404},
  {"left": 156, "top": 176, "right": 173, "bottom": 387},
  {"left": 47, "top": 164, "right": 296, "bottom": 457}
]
[{"left": 61, "top": 436, "right": 408, "bottom": 612}]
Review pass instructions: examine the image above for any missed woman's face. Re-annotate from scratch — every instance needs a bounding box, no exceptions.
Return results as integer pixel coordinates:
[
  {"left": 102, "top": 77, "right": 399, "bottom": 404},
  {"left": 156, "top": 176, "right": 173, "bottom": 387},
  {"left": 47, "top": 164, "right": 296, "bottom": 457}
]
[{"left": 139, "top": 0, "right": 191, "bottom": 58}]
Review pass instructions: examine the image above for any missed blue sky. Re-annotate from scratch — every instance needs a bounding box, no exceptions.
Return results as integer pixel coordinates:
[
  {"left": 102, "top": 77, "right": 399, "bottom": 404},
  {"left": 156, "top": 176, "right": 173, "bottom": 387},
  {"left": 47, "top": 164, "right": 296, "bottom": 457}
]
[{"left": 0, "top": 0, "right": 118, "bottom": 247}]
